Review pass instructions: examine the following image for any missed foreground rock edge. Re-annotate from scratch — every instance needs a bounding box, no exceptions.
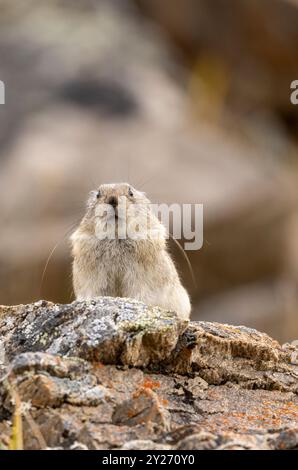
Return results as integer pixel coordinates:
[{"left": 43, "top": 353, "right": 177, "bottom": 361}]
[
  {"left": 0, "top": 297, "right": 297, "bottom": 391},
  {"left": 0, "top": 298, "right": 297, "bottom": 450}
]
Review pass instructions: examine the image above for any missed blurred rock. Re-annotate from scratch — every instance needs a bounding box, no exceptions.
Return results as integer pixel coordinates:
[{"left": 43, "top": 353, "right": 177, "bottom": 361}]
[
  {"left": 194, "top": 279, "right": 298, "bottom": 344},
  {"left": 136, "top": 0, "right": 298, "bottom": 134}
]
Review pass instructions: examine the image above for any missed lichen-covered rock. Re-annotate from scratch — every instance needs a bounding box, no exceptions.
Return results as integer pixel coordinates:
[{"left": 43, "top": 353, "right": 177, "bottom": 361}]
[
  {"left": 112, "top": 387, "right": 170, "bottom": 431},
  {"left": 0, "top": 297, "right": 297, "bottom": 450},
  {"left": 166, "top": 322, "right": 298, "bottom": 393},
  {"left": 0, "top": 298, "right": 187, "bottom": 366}
]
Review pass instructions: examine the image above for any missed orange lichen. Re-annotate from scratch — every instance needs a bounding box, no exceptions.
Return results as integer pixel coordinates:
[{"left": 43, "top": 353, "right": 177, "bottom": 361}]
[
  {"left": 133, "top": 386, "right": 155, "bottom": 399},
  {"left": 94, "top": 362, "right": 105, "bottom": 369},
  {"left": 142, "top": 379, "right": 161, "bottom": 390},
  {"left": 126, "top": 409, "right": 137, "bottom": 419},
  {"left": 91, "top": 361, "right": 106, "bottom": 375}
]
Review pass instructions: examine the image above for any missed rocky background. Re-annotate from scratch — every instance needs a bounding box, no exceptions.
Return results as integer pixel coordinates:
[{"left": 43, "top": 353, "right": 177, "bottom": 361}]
[
  {"left": 0, "top": 0, "right": 298, "bottom": 343},
  {"left": 0, "top": 297, "right": 297, "bottom": 450}
]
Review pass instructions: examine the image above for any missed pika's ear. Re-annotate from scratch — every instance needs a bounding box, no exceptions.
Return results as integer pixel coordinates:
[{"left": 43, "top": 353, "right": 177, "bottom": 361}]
[{"left": 90, "top": 190, "right": 100, "bottom": 199}]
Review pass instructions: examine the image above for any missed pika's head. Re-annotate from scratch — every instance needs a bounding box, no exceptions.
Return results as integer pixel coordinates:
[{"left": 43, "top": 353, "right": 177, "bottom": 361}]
[
  {"left": 91, "top": 183, "right": 149, "bottom": 208},
  {"left": 82, "top": 183, "right": 165, "bottom": 241}
]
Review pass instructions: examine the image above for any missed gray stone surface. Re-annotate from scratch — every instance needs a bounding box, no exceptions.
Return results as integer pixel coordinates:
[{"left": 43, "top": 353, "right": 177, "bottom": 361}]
[{"left": 0, "top": 297, "right": 297, "bottom": 450}]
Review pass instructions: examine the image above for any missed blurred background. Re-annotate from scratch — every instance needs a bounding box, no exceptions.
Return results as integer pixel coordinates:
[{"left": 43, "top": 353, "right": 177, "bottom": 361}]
[{"left": 0, "top": 0, "right": 298, "bottom": 343}]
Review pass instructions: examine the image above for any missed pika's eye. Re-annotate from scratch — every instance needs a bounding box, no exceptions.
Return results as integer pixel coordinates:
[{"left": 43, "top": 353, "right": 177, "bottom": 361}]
[
  {"left": 128, "top": 188, "right": 134, "bottom": 197},
  {"left": 96, "top": 190, "right": 101, "bottom": 199}
]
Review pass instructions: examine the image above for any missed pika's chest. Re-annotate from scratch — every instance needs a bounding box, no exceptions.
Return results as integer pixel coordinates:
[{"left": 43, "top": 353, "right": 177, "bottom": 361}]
[
  {"left": 97, "top": 241, "right": 138, "bottom": 295},
  {"left": 97, "top": 239, "right": 136, "bottom": 260}
]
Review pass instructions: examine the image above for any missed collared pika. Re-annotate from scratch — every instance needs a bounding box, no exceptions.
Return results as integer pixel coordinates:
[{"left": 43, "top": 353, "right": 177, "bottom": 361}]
[{"left": 71, "top": 183, "right": 191, "bottom": 319}]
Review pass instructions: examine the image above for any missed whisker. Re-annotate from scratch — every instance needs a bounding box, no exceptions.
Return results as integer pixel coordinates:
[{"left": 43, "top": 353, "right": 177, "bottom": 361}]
[
  {"left": 168, "top": 232, "right": 197, "bottom": 289},
  {"left": 39, "top": 218, "right": 82, "bottom": 299}
]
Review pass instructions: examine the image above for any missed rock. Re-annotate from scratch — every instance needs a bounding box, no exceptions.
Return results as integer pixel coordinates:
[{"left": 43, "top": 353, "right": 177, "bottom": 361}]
[
  {"left": 137, "top": 0, "right": 298, "bottom": 124},
  {"left": 119, "top": 439, "right": 172, "bottom": 450},
  {"left": 17, "top": 374, "right": 109, "bottom": 408},
  {"left": 166, "top": 322, "right": 298, "bottom": 392},
  {"left": 194, "top": 279, "right": 298, "bottom": 346},
  {"left": 0, "top": 298, "right": 187, "bottom": 365},
  {"left": 0, "top": 298, "right": 297, "bottom": 450},
  {"left": 112, "top": 387, "right": 170, "bottom": 431}
]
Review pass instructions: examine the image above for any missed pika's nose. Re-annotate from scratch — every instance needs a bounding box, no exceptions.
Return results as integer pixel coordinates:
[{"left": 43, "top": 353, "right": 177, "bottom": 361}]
[{"left": 107, "top": 196, "right": 118, "bottom": 208}]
